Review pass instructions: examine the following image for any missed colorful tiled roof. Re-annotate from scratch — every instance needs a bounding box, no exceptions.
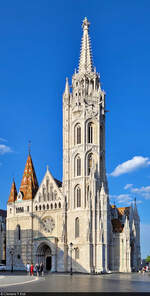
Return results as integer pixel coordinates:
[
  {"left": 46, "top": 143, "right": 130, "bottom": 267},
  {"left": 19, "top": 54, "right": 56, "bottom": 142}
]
[
  {"left": 118, "top": 207, "right": 130, "bottom": 217},
  {"left": 8, "top": 180, "right": 17, "bottom": 203},
  {"left": 19, "top": 153, "right": 39, "bottom": 200}
]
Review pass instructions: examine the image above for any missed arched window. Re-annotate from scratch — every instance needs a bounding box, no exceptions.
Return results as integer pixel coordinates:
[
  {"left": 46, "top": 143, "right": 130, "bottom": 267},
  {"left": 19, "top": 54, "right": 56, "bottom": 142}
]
[
  {"left": 75, "top": 247, "right": 79, "bottom": 259},
  {"left": 10, "top": 208, "right": 12, "bottom": 214},
  {"left": 50, "top": 184, "right": 53, "bottom": 201},
  {"left": 46, "top": 178, "right": 49, "bottom": 192},
  {"left": 47, "top": 204, "right": 49, "bottom": 210},
  {"left": 88, "top": 122, "right": 94, "bottom": 143},
  {"left": 43, "top": 204, "right": 45, "bottom": 210},
  {"left": 75, "top": 155, "right": 81, "bottom": 177},
  {"left": 39, "top": 205, "right": 41, "bottom": 211},
  {"left": 43, "top": 186, "right": 46, "bottom": 202},
  {"left": 87, "top": 153, "right": 93, "bottom": 175},
  {"left": 17, "top": 225, "right": 21, "bottom": 241},
  {"left": 51, "top": 204, "right": 53, "bottom": 210},
  {"left": 75, "top": 218, "right": 79, "bottom": 238},
  {"left": 77, "top": 125, "right": 81, "bottom": 144},
  {"left": 39, "top": 194, "right": 41, "bottom": 203},
  {"left": 35, "top": 205, "right": 38, "bottom": 211},
  {"left": 59, "top": 202, "right": 61, "bottom": 209},
  {"left": 74, "top": 186, "right": 81, "bottom": 208},
  {"left": 74, "top": 124, "right": 81, "bottom": 145},
  {"left": 55, "top": 203, "right": 57, "bottom": 209},
  {"left": 77, "top": 156, "right": 81, "bottom": 176}
]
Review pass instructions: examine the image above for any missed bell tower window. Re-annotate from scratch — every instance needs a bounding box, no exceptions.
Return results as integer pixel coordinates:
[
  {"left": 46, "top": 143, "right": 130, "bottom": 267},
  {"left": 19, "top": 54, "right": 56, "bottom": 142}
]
[
  {"left": 74, "top": 124, "right": 81, "bottom": 145},
  {"left": 87, "top": 153, "right": 93, "bottom": 175},
  {"left": 88, "top": 122, "right": 94, "bottom": 143},
  {"left": 74, "top": 186, "right": 81, "bottom": 208}
]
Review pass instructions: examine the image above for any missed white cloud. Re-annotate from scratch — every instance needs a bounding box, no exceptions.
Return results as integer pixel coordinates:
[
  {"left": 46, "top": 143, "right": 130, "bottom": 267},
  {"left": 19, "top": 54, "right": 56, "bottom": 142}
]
[
  {"left": 124, "top": 184, "right": 133, "bottom": 190},
  {"left": 0, "top": 138, "right": 7, "bottom": 142},
  {"left": 131, "top": 186, "right": 150, "bottom": 200},
  {"left": 110, "top": 156, "right": 150, "bottom": 177},
  {"left": 110, "top": 193, "right": 142, "bottom": 205},
  {"left": 0, "top": 145, "right": 12, "bottom": 155},
  {"left": 110, "top": 194, "right": 133, "bottom": 204}
]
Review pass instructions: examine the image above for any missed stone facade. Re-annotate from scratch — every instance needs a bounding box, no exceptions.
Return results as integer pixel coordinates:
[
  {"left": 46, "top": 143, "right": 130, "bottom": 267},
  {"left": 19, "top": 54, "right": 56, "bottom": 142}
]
[{"left": 6, "top": 18, "right": 141, "bottom": 273}]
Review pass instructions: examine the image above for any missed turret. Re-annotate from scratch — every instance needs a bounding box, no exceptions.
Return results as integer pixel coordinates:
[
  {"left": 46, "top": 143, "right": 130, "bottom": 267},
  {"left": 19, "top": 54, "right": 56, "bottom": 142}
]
[{"left": 8, "top": 179, "right": 17, "bottom": 203}]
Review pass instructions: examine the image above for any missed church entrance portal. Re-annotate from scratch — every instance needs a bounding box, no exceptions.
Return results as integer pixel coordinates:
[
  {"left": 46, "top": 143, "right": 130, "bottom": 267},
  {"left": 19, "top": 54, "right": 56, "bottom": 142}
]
[{"left": 36, "top": 243, "right": 52, "bottom": 271}]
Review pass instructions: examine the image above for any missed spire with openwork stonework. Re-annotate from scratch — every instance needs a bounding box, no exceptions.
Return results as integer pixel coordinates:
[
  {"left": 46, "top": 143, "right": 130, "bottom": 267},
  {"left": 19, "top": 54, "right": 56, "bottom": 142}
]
[
  {"left": 19, "top": 153, "right": 38, "bottom": 200},
  {"left": 78, "top": 17, "right": 94, "bottom": 73},
  {"left": 8, "top": 179, "right": 17, "bottom": 203}
]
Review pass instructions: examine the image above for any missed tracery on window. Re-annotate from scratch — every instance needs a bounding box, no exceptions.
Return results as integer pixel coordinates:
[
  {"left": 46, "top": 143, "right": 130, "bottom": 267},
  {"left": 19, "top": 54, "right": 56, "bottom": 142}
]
[
  {"left": 74, "top": 185, "right": 81, "bottom": 208},
  {"left": 75, "top": 154, "right": 81, "bottom": 177},
  {"left": 74, "top": 123, "right": 81, "bottom": 145}
]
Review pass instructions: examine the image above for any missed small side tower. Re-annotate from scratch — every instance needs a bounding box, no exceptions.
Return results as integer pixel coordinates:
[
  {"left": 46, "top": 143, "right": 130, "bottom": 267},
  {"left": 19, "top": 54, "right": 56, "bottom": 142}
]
[{"left": 6, "top": 152, "right": 38, "bottom": 270}]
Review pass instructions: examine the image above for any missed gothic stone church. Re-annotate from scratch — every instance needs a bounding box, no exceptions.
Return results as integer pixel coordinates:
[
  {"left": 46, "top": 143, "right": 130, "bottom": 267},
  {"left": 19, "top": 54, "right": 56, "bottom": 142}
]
[{"left": 6, "top": 18, "right": 141, "bottom": 273}]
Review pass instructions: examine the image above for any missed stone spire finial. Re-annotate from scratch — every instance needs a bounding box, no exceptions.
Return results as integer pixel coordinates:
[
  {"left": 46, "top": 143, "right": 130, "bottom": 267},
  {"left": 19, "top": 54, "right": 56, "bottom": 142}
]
[
  {"left": 78, "top": 17, "right": 94, "bottom": 73},
  {"left": 64, "top": 77, "right": 70, "bottom": 97},
  {"left": 82, "top": 17, "right": 90, "bottom": 31}
]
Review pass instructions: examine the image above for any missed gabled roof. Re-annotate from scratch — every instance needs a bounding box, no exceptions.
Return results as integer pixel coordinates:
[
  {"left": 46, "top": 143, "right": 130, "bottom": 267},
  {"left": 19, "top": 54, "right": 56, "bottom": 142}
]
[{"left": 118, "top": 207, "right": 130, "bottom": 217}]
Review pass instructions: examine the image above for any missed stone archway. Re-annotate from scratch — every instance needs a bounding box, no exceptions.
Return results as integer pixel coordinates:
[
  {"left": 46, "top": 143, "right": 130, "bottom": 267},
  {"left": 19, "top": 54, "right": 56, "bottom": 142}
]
[{"left": 36, "top": 243, "right": 52, "bottom": 271}]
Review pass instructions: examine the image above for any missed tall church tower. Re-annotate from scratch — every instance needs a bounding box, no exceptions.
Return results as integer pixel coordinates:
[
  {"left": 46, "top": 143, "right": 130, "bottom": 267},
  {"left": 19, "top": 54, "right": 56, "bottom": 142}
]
[{"left": 63, "top": 18, "right": 110, "bottom": 273}]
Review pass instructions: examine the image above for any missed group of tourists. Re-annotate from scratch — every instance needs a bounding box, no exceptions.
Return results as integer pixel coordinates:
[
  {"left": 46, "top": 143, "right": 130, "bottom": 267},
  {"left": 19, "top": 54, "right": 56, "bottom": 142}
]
[{"left": 26, "top": 262, "right": 44, "bottom": 276}]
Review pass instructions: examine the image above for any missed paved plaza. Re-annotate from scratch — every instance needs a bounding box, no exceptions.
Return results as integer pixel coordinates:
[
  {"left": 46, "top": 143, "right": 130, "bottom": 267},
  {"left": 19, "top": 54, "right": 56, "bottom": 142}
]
[{"left": 0, "top": 272, "right": 150, "bottom": 293}]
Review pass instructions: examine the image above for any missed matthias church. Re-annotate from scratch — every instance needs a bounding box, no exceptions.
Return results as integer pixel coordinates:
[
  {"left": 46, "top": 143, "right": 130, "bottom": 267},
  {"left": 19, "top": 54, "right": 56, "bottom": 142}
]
[{"left": 6, "top": 18, "right": 141, "bottom": 273}]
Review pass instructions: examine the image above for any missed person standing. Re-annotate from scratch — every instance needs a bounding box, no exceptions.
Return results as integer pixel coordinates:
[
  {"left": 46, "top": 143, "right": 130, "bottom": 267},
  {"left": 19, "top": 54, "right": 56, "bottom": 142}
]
[
  {"left": 26, "top": 262, "right": 30, "bottom": 275},
  {"left": 40, "top": 262, "right": 44, "bottom": 277},
  {"left": 30, "top": 263, "right": 34, "bottom": 276},
  {"left": 35, "top": 263, "right": 40, "bottom": 277}
]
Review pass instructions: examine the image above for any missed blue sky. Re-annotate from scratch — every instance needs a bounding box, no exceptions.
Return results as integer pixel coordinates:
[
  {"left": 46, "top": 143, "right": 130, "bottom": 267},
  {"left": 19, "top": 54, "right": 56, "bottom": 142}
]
[{"left": 0, "top": 0, "right": 150, "bottom": 258}]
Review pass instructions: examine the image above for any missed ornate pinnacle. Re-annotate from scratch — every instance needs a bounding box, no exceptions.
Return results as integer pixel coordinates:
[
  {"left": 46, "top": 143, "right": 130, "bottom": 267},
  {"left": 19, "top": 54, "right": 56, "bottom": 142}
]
[
  {"left": 82, "top": 17, "right": 90, "bottom": 31},
  {"left": 78, "top": 17, "right": 93, "bottom": 73}
]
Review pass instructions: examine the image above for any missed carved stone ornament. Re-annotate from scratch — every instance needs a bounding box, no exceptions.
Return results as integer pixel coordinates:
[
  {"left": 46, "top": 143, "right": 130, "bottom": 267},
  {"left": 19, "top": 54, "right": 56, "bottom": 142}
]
[{"left": 41, "top": 217, "right": 55, "bottom": 233}]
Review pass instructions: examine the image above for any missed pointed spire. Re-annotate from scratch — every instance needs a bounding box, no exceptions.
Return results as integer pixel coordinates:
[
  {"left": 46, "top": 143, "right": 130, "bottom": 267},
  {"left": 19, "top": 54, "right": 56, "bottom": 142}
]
[
  {"left": 78, "top": 17, "right": 94, "bottom": 73},
  {"left": 19, "top": 153, "right": 38, "bottom": 200},
  {"left": 64, "top": 77, "right": 70, "bottom": 97},
  {"left": 8, "top": 179, "right": 17, "bottom": 203}
]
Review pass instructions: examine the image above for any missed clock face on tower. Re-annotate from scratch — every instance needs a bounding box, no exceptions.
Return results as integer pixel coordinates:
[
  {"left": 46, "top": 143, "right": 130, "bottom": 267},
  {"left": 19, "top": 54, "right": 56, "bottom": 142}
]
[{"left": 41, "top": 217, "right": 55, "bottom": 233}]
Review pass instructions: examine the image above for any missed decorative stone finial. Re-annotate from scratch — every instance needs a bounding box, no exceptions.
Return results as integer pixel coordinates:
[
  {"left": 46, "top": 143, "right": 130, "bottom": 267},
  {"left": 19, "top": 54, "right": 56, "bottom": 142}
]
[
  {"left": 82, "top": 17, "right": 90, "bottom": 31},
  {"left": 78, "top": 17, "right": 93, "bottom": 73}
]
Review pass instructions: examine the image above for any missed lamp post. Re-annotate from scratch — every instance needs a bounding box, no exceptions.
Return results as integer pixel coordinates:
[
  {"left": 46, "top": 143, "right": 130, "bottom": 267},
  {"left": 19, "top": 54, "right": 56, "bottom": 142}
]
[
  {"left": 9, "top": 247, "right": 14, "bottom": 272},
  {"left": 70, "top": 242, "right": 73, "bottom": 276}
]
